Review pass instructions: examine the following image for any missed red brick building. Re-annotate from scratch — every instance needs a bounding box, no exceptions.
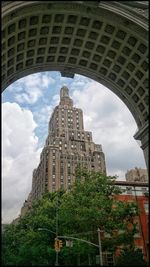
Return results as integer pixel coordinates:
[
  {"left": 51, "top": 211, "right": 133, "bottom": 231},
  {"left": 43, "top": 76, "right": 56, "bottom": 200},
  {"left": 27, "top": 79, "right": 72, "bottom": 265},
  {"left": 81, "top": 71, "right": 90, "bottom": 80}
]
[{"left": 114, "top": 181, "right": 149, "bottom": 262}]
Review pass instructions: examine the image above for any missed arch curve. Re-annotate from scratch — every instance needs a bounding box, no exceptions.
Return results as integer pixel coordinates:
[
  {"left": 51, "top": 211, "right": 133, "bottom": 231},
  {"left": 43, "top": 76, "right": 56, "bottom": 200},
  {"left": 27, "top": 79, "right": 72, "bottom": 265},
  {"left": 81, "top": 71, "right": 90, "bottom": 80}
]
[{"left": 2, "top": 1, "right": 149, "bottom": 166}]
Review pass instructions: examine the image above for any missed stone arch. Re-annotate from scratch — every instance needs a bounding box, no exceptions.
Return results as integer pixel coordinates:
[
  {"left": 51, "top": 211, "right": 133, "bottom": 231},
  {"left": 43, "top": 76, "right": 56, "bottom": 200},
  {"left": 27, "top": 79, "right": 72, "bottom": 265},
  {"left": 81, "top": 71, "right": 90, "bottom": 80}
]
[{"left": 2, "top": 1, "right": 149, "bottom": 167}]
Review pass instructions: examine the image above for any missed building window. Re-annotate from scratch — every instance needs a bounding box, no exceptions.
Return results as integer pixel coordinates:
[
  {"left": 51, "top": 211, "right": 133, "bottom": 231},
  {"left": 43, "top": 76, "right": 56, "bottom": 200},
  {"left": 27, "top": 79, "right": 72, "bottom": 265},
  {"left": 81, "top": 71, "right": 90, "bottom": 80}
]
[
  {"left": 142, "top": 187, "right": 148, "bottom": 194},
  {"left": 68, "top": 168, "right": 71, "bottom": 175},
  {"left": 144, "top": 203, "right": 148, "bottom": 213},
  {"left": 126, "top": 186, "right": 132, "bottom": 195}
]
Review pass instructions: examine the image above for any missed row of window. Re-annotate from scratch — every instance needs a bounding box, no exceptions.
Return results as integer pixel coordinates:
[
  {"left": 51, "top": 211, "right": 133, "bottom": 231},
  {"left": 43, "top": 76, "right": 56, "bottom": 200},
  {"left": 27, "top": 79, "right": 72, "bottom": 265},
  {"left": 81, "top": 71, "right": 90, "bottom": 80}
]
[
  {"left": 59, "top": 123, "right": 80, "bottom": 129},
  {"left": 125, "top": 186, "right": 148, "bottom": 196},
  {"left": 56, "top": 114, "right": 79, "bottom": 120},
  {"left": 59, "top": 108, "right": 79, "bottom": 114},
  {"left": 57, "top": 118, "right": 79, "bottom": 122},
  {"left": 52, "top": 180, "right": 71, "bottom": 190},
  {"left": 52, "top": 178, "right": 71, "bottom": 184},
  {"left": 59, "top": 154, "right": 99, "bottom": 161},
  {"left": 49, "top": 131, "right": 91, "bottom": 139}
]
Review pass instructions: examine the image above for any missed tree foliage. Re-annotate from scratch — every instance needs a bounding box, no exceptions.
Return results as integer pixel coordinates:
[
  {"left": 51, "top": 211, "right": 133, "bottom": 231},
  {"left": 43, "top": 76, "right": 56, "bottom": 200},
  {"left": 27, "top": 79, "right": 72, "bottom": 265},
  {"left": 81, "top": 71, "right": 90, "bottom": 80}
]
[
  {"left": 2, "top": 169, "right": 141, "bottom": 266},
  {"left": 115, "top": 248, "right": 147, "bottom": 266}
]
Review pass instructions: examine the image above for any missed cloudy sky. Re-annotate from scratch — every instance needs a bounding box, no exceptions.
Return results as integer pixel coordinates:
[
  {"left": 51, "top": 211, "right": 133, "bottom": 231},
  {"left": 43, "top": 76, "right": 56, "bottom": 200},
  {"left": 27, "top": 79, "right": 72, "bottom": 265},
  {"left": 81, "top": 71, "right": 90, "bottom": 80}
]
[{"left": 2, "top": 71, "right": 146, "bottom": 224}]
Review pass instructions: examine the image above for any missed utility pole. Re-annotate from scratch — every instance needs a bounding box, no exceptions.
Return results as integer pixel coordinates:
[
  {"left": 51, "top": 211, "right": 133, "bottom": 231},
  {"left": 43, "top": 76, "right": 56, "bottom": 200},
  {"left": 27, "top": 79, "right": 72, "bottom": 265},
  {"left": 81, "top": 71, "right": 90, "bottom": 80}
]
[
  {"left": 55, "top": 195, "right": 59, "bottom": 266},
  {"left": 97, "top": 228, "right": 103, "bottom": 266},
  {"left": 58, "top": 233, "right": 103, "bottom": 265}
]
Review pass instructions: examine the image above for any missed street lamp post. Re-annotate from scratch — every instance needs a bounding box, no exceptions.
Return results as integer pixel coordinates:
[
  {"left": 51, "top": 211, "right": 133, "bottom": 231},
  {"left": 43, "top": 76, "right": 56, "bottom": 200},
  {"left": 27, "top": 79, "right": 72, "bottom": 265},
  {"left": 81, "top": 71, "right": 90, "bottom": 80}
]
[
  {"left": 97, "top": 228, "right": 103, "bottom": 266},
  {"left": 55, "top": 195, "right": 59, "bottom": 266}
]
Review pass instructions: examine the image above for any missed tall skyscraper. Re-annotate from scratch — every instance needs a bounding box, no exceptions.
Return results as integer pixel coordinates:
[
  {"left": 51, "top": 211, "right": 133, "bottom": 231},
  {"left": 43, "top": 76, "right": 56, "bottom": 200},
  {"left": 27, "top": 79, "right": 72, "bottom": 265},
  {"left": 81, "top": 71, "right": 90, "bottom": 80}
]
[{"left": 23, "top": 86, "right": 106, "bottom": 209}]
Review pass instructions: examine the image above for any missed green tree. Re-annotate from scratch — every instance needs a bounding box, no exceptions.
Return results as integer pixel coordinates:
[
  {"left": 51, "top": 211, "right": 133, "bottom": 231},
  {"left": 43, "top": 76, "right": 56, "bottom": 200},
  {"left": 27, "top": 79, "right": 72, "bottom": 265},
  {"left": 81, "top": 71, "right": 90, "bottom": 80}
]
[
  {"left": 2, "top": 169, "right": 140, "bottom": 266},
  {"left": 59, "top": 169, "right": 138, "bottom": 253},
  {"left": 115, "top": 248, "right": 147, "bottom": 266}
]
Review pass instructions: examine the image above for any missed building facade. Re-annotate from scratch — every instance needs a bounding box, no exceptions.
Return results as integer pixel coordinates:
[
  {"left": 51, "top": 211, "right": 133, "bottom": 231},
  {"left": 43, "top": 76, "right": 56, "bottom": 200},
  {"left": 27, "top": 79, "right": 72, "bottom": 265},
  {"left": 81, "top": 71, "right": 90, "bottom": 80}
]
[
  {"left": 30, "top": 86, "right": 106, "bottom": 201},
  {"left": 114, "top": 181, "right": 149, "bottom": 262},
  {"left": 125, "top": 167, "right": 148, "bottom": 182}
]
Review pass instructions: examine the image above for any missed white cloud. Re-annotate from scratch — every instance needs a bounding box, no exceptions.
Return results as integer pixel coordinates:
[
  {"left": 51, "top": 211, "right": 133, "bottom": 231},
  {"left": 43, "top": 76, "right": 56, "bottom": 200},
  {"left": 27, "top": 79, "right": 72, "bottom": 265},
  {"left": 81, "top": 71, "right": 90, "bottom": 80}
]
[
  {"left": 2, "top": 102, "right": 41, "bottom": 223},
  {"left": 72, "top": 80, "right": 146, "bottom": 178},
  {"left": 7, "top": 73, "right": 55, "bottom": 104},
  {"left": 34, "top": 105, "right": 53, "bottom": 124},
  {"left": 31, "top": 93, "right": 60, "bottom": 148},
  {"left": 70, "top": 74, "right": 91, "bottom": 90},
  {"left": 52, "top": 94, "right": 60, "bottom": 106}
]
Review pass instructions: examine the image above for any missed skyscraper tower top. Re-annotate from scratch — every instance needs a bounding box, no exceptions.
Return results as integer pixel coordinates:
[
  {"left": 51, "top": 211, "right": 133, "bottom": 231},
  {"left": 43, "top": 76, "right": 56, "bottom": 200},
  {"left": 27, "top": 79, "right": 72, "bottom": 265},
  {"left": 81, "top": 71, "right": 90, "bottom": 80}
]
[
  {"left": 60, "top": 85, "right": 69, "bottom": 98},
  {"left": 59, "top": 85, "right": 73, "bottom": 107},
  {"left": 26, "top": 86, "right": 106, "bottom": 202}
]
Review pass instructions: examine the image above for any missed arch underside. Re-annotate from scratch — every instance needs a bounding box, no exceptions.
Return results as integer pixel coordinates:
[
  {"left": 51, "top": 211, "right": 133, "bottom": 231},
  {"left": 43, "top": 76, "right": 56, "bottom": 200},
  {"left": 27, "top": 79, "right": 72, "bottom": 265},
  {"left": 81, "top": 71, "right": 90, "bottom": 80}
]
[{"left": 2, "top": 1, "right": 148, "bottom": 129}]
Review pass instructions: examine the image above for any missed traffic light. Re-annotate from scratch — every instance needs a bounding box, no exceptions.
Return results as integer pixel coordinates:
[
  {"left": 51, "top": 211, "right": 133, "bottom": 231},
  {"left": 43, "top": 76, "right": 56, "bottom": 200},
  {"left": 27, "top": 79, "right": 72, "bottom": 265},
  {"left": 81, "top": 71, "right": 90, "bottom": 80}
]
[
  {"left": 54, "top": 238, "right": 60, "bottom": 252},
  {"left": 59, "top": 240, "right": 63, "bottom": 248},
  {"left": 54, "top": 238, "right": 63, "bottom": 251}
]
